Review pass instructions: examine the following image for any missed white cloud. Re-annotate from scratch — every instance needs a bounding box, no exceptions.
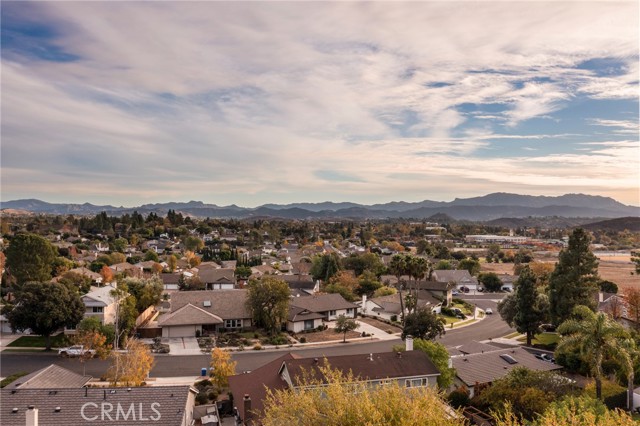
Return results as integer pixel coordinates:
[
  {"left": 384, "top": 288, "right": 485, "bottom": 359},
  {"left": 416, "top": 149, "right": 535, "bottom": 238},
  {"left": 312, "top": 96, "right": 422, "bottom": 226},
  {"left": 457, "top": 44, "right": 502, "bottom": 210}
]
[{"left": 1, "top": 1, "right": 638, "bottom": 206}]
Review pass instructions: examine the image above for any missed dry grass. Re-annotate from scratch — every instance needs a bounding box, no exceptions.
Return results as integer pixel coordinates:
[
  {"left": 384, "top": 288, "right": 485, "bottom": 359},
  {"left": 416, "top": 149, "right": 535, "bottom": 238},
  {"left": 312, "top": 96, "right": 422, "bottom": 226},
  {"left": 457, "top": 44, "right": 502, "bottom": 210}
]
[
  {"left": 358, "top": 316, "right": 402, "bottom": 333},
  {"left": 298, "top": 329, "right": 362, "bottom": 343}
]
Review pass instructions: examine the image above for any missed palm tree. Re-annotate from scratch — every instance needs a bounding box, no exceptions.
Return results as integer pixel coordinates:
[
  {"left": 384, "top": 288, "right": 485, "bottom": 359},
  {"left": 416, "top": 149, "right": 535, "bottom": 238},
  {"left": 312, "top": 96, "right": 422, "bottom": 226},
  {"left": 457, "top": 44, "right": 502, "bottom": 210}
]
[
  {"left": 388, "top": 255, "right": 408, "bottom": 323},
  {"left": 556, "top": 306, "right": 631, "bottom": 400},
  {"left": 407, "top": 256, "right": 429, "bottom": 314}
]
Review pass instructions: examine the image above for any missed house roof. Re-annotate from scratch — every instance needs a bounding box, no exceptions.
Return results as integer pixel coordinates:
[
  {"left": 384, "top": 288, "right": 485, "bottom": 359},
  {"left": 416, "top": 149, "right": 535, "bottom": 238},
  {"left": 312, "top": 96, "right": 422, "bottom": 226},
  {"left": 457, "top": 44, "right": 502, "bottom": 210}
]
[
  {"left": 82, "top": 285, "right": 116, "bottom": 306},
  {"left": 3, "top": 364, "right": 91, "bottom": 390},
  {"left": 448, "top": 341, "right": 501, "bottom": 356},
  {"left": 452, "top": 347, "right": 562, "bottom": 387},
  {"left": 290, "top": 293, "right": 357, "bottom": 313},
  {"left": 1, "top": 385, "right": 196, "bottom": 426},
  {"left": 169, "top": 290, "right": 250, "bottom": 319},
  {"left": 158, "top": 303, "right": 223, "bottom": 327},
  {"left": 287, "top": 306, "right": 325, "bottom": 322},
  {"left": 198, "top": 268, "right": 235, "bottom": 284},
  {"left": 67, "top": 267, "right": 102, "bottom": 281},
  {"left": 431, "top": 270, "right": 478, "bottom": 284},
  {"left": 229, "top": 353, "right": 300, "bottom": 424},
  {"left": 283, "top": 350, "right": 441, "bottom": 385},
  {"left": 160, "top": 273, "right": 182, "bottom": 285}
]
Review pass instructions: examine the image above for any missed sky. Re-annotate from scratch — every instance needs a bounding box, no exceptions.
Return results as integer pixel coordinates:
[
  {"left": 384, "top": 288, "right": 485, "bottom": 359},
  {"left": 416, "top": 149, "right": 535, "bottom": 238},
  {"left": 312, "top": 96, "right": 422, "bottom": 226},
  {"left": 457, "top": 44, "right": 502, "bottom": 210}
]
[{"left": 1, "top": 1, "right": 639, "bottom": 208}]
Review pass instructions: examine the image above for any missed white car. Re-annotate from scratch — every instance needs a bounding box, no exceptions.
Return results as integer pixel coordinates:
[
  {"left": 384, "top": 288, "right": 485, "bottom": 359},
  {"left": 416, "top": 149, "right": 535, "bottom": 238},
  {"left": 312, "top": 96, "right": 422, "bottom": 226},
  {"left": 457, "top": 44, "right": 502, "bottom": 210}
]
[
  {"left": 58, "top": 345, "right": 96, "bottom": 358},
  {"left": 485, "top": 308, "right": 493, "bottom": 315}
]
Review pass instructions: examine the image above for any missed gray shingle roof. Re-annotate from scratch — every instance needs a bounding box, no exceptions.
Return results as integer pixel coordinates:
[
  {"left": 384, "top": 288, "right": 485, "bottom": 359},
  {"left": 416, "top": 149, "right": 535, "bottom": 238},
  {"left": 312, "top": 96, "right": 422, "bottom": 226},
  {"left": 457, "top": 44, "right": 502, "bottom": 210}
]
[
  {"left": 287, "top": 306, "right": 325, "bottom": 322},
  {"left": 3, "top": 365, "right": 91, "bottom": 390},
  {"left": 452, "top": 347, "right": 562, "bottom": 387},
  {"left": 198, "top": 268, "right": 235, "bottom": 284},
  {"left": 290, "top": 293, "right": 357, "bottom": 313},
  {"left": 1, "top": 386, "right": 196, "bottom": 426},
  {"left": 169, "top": 290, "right": 250, "bottom": 319},
  {"left": 158, "top": 303, "right": 223, "bottom": 326}
]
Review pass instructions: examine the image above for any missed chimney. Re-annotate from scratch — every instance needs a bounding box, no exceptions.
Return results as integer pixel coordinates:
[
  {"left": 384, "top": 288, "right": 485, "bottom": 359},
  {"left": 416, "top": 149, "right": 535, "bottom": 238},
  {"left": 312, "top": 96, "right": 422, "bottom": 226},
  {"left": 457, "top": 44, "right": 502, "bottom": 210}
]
[
  {"left": 243, "top": 394, "right": 251, "bottom": 419},
  {"left": 362, "top": 295, "right": 367, "bottom": 312},
  {"left": 598, "top": 292, "right": 604, "bottom": 303},
  {"left": 405, "top": 335, "right": 414, "bottom": 352},
  {"left": 26, "top": 407, "right": 38, "bottom": 426}
]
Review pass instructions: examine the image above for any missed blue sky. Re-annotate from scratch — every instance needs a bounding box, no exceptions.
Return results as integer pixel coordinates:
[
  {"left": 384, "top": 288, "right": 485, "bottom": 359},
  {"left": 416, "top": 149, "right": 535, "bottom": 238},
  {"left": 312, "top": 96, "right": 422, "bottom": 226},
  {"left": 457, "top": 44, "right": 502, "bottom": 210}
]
[{"left": 1, "top": 1, "right": 638, "bottom": 207}]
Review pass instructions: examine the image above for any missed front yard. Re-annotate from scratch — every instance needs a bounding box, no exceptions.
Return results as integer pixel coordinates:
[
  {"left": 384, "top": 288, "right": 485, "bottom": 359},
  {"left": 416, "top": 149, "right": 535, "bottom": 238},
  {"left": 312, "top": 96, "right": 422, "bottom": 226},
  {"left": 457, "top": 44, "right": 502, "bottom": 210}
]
[
  {"left": 6, "top": 333, "right": 69, "bottom": 349},
  {"left": 296, "top": 328, "right": 362, "bottom": 343},
  {"left": 517, "top": 332, "right": 560, "bottom": 350},
  {"left": 358, "top": 316, "right": 402, "bottom": 333}
]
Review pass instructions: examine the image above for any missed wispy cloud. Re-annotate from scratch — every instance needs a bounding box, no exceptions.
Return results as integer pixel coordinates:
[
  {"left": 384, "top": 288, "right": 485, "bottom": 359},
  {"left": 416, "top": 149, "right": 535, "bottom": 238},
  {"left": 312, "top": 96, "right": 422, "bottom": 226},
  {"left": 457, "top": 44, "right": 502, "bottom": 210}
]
[{"left": 1, "top": 1, "right": 638, "bottom": 206}]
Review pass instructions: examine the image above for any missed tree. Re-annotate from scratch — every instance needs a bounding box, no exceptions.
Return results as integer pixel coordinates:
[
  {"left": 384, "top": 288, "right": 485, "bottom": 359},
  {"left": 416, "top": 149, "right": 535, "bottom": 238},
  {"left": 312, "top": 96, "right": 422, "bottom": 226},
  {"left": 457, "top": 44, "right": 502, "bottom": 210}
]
[
  {"left": 475, "top": 367, "right": 577, "bottom": 421},
  {"left": 458, "top": 258, "right": 480, "bottom": 276},
  {"left": 413, "top": 338, "right": 456, "bottom": 388},
  {"left": 632, "top": 250, "right": 640, "bottom": 275},
  {"left": 355, "top": 270, "right": 382, "bottom": 297},
  {"left": 100, "top": 265, "right": 114, "bottom": 284},
  {"left": 210, "top": 348, "right": 237, "bottom": 389},
  {"left": 5, "top": 233, "right": 57, "bottom": 286},
  {"left": 184, "top": 236, "right": 204, "bottom": 252},
  {"left": 434, "top": 260, "right": 452, "bottom": 270},
  {"left": 144, "top": 250, "right": 160, "bottom": 262},
  {"left": 310, "top": 253, "right": 341, "bottom": 282},
  {"left": 246, "top": 276, "right": 290, "bottom": 335},
  {"left": 598, "top": 280, "right": 618, "bottom": 294},
  {"left": 388, "top": 254, "right": 408, "bottom": 323},
  {"left": 478, "top": 272, "right": 503, "bottom": 292},
  {"left": 514, "top": 267, "right": 549, "bottom": 346},
  {"left": 73, "top": 329, "right": 111, "bottom": 376},
  {"left": 105, "top": 338, "right": 155, "bottom": 386},
  {"left": 262, "top": 362, "right": 465, "bottom": 426},
  {"left": 77, "top": 316, "right": 115, "bottom": 345},
  {"left": 58, "top": 271, "right": 92, "bottom": 294},
  {"left": 341, "top": 253, "right": 385, "bottom": 277},
  {"left": 549, "top": 228, "right": 600, "bottom": 325},
  {"left": 6, "top": 282, "right": 84, "bottom": 350},
  {"left": 112, "top": 237, "right": 128, "bottom": 253},
  {"left": 407, "top": 256, "right": 429, "bottom": 313},
  {"left": 167, "top": 254, "right": 178, "bottom": 273},
  {"left": 121, "top": 276, "right": 164, "bottom": 313},
  {"left": 334, "top": 315, "right": 359, "bottom": 343},
  {"left": 494, "top": 395, "right": 635, "bottom": 426},
  {"left": 623, "top": 287, "right": 640, "bottom": 330},
  {"left": 497, "top": 292, "right": 517, "bottom": 326},
  {"left": 235, "top": 265, "right": 252, "bottom": 279},
  {"left": 556, "top": 306, "right": 630, "bottom": 400},
  {"left": 402, "top": 308, "right": 445, "bottom": 340},
  {"left": 373, "top": 286, "right": 397, "bottom": 297}
]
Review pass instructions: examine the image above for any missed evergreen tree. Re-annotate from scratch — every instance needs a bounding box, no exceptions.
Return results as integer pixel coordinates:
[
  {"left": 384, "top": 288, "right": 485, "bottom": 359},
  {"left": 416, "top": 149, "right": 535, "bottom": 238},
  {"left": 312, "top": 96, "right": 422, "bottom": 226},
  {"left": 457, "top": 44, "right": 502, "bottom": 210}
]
[
  {"left": 5, "top": 233, "right": 57, "bottom": 286},
  {"left": 514, "top": 266, "right": 548, "bottom": 346},
  {"left": 548, "top": 228, "right": 599, "bottom": 325}
]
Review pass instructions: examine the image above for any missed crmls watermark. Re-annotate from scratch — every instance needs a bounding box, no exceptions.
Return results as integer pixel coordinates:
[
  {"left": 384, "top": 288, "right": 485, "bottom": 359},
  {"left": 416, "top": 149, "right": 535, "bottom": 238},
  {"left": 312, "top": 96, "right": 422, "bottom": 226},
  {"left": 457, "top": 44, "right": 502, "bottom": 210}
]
[{"left": 81, "top": 402, "right": 161, "bottom": 422}]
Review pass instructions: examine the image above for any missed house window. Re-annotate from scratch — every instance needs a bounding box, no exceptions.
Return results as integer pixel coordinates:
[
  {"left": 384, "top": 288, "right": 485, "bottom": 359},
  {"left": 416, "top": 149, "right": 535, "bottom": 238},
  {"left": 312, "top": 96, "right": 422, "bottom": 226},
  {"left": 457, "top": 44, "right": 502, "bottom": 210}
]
[
  {"left": 225, "top": 319, "right": 241, "bottom": 329},
  {"left": 346, "top": 308, "right": 354, "bottom": 316},
  {"left": 92, "top": 307, "right": 103, "bottom": 313},
  {"left": 304, "top": 320, "right": 315, "bottom": 330},
  {"left": 405, "top": 378, "right": 428, "bottom": 387},
  {"left": 329, "top": 310, "right": 337, "bottom": 317}
]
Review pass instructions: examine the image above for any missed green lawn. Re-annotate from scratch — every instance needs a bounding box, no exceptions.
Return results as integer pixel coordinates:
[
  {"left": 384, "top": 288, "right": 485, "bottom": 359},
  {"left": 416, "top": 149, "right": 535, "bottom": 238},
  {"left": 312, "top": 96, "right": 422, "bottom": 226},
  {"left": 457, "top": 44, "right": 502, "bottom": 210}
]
[
  {"left": 0, "top": 372, "right": 28, "bottom": 388},
  {"left": 517, "top": 332, "right": 560, "bottom": 349},
  {"left": 7, "top": 333, "right": 69, "bottom": 348}
]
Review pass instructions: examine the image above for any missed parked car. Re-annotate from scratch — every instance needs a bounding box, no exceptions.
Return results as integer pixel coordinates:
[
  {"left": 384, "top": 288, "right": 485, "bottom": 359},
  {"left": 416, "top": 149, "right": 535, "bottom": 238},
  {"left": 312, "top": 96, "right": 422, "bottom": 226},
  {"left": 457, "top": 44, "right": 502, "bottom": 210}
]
[
  {"left": 460, "top": 286, "right": 470, "bottom": 293},
  {"left": 535, "top": 353, "right": 555, "bottom": 363},
  {"left": 451, "top": 290, "right": 460, "bottom": 296},
  {"left": 539, "top": 323, "right": 557, "bottom": 332},
  {"left": 58, "top": 345, "right": 95, "bottom": 358},
  {"left": 485, "top": 308, "right": 493, "bottom": 315}
]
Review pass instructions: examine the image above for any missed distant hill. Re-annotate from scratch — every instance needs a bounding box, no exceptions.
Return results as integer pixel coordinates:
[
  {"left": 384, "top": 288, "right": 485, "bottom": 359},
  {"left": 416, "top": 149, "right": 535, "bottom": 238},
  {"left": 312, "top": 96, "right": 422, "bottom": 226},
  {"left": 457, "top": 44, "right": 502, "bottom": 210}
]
[
  {"left": 2, "top": 193, "right": 639, "bottom": 222},
  {"left": 581, "top": 217, "right": 640, "bottom": 232}
]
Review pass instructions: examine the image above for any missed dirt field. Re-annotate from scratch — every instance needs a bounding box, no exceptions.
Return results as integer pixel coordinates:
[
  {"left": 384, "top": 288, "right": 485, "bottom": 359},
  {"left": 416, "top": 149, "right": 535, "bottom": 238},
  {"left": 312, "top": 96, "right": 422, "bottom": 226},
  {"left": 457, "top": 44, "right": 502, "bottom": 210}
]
[{"left": 480, "top": 255, "right": 639, "bottom": 289}]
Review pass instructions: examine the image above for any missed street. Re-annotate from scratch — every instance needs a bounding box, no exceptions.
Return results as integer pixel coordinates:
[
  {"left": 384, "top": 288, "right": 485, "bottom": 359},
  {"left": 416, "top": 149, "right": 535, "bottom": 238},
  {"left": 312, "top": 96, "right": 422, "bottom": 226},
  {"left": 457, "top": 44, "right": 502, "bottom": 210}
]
[{"left": 0, "top": 299, "right": 513, "bottom": 379}]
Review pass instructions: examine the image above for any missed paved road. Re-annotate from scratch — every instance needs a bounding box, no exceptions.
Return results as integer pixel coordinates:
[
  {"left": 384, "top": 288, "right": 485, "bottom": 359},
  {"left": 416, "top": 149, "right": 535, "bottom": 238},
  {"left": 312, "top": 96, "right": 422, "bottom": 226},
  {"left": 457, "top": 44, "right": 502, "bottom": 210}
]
[{"left": 1, "top": 300, "right": 514, "bottom": 378}]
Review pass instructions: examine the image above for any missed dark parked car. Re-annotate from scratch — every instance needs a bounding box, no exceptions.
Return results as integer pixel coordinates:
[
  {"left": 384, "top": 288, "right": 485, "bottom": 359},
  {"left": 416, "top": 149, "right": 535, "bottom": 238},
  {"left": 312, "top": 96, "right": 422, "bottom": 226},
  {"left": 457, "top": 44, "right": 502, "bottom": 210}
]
[{"left": 535, "top": 353, "right": 555, "bottom": 363}]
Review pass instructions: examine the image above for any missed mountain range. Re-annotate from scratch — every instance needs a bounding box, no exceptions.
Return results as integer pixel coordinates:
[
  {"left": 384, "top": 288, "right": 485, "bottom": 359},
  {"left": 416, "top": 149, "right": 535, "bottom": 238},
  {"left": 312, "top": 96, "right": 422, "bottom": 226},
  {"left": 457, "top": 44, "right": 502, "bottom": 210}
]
[{"left": 1, "top": 193, "right": 638, "bottom": 222}]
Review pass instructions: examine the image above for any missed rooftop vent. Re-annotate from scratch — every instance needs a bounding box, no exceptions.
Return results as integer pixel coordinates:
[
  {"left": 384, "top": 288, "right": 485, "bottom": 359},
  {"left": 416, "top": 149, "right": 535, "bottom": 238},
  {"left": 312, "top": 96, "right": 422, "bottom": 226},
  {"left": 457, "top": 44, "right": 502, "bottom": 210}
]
[
  {"left": 500, "top": 354, "right": 518, "bottom": 365},
  {"left": 204, "top": 301, "right": 212, "bottom": 307},
  {"left": 12, "top": 408, "right": 18, "bottom": 413},
  {"left": 54, "top": 407, "right": 61, "bottom": 413}
]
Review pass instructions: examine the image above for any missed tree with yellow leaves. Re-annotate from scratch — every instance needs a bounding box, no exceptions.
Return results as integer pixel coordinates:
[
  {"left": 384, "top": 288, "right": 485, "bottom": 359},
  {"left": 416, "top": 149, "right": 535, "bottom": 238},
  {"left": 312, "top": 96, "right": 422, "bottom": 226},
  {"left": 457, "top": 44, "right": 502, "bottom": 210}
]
[
  {"left": 73, "top": 329, "right": 111, "bottom": 376},
  {"left": 210, "top": 348, "right": 236, "bottom": 390},
  {"left": 262, "top": 363, "right": 464, "bottom": 426},
  {"left": 105, "top": 338, "right": 155, "bottom": 386}
]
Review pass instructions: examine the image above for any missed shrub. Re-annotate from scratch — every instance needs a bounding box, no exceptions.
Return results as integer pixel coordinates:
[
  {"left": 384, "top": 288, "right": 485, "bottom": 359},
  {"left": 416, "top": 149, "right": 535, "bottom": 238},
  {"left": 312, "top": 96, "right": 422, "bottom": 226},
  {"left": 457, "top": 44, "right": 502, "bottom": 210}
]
[
  {"left": 299, "top": 337, "right": 307, "bottom": 343},
  {"left": 447, "top": 386, "right": 470, "bottom": 408},
  {"left": 253, "top": 343, "right": 262, "bottom": 350},
  {"left": 390, "top": 315, "right": 398, "bottom": 322},
  {"left": 195, "top": 329, "right": 201, "bottom": 338},
  {"left": 195, "top": 392, "right": 209, "bottom": 405}
]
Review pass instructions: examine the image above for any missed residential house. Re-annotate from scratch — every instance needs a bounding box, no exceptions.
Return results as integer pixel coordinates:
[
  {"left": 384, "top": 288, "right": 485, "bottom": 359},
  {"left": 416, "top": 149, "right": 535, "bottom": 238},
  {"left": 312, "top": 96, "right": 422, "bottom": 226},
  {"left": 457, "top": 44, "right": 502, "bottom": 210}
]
[
  {"left": 1, "top": 385, "right": 198, "bottom": 426},
  {"left": 160, "top": 272, "right": 183, "bottom": 291},
  {"left": 229, "top": 339, "right": 440, "bottom": 425},
  {"left": 198, "top": 268, "right": 236, "bottom": 290},
  {"left": 381, "top": 275, "right": 454, "bottom": 306},
  {"left": 279, "top": 275, "right": 319, "bottom": 296},
  {"left": 496, "top": 274, "right": 519, "bottom": 292},
  {"left": 286, "top": 306, "right": 325, "bottom": 333},
  {"left": 451, "top": 344, "right": 562, "bottom": 397},
  {"left": 289, "top": 293, "right": 357, "bottom": 321},
  {"left": 109, "top": 262, "right": 142, "bottom": 278},
  {"left": 66, "top": 267, "right": 103, "bottom": 285},
  {"left": 76, "top": 285, "right": 118, "bottom": 327},
  {"left": 431, "top": 270, "right": 480, "bottom": 293},
  {"left": 159, "top": 290, "right": 251, "bottom": 337},
  {"left": 359, "top": 290, "right": 443, "bottom": 321}
]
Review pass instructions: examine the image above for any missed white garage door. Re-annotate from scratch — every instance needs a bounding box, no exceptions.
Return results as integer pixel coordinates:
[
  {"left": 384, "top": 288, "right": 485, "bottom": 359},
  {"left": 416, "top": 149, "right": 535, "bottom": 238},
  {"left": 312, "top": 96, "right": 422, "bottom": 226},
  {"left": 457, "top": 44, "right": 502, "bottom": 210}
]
[{"left": 167, "top": 325, "right": 196, "bottom": 338}]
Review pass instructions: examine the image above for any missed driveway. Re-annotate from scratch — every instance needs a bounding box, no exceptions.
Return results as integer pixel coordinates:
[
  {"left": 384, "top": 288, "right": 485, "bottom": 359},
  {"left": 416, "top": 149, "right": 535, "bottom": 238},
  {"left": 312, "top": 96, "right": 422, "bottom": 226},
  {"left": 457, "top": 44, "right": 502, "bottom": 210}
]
[{"left": 166, "top": 337, "right": 202, "bottom": 356}]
